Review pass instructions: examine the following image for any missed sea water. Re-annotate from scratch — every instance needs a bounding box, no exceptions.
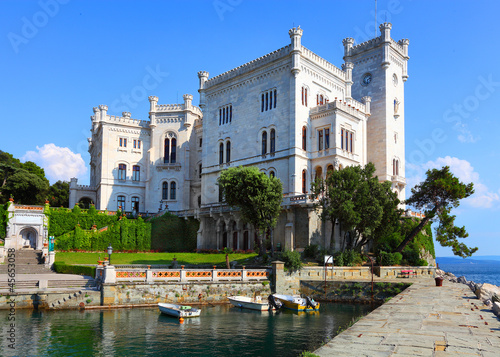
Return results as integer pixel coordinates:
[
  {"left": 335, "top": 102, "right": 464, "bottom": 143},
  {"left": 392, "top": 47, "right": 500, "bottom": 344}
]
[
  {"left": 438, "top": 263, "right": 500, "bottom": 287},
  {"left": 0, "top": 302, "right": 374, "bottom": 357}
]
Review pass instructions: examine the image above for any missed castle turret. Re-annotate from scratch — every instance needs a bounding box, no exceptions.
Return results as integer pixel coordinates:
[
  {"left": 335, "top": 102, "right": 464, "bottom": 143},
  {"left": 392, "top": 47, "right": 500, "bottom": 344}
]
[
  {"left": 198, "top": 71, "right": 209, "bottom": 109},
  {"left": 148, "top": 96, "right": 158, "bottom": 127},
  {"left": 289, "top": 26, "right": 303, "bottom": 77}
]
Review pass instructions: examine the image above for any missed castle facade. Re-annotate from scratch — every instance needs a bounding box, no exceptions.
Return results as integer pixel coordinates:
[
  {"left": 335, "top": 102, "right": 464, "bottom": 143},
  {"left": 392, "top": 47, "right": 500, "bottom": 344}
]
[{"left": 69, "top": 23, "right": 408, "bottom": 251}]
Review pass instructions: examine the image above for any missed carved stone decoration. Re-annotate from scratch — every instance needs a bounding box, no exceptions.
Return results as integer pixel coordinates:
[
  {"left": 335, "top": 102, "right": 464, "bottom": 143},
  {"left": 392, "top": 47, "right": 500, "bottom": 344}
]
[
  {"left": 333, "top": 158, "right": 340, "bottom": 168},
  {"left": 122, "top": 112, "right": 131, "bottom": 118}
]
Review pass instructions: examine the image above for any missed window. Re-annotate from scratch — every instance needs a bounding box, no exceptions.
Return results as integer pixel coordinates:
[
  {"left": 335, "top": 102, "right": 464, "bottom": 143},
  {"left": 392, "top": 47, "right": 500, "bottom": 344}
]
[
  {"left": 170, "top": 182, "right": 176, "bottom": 200},
  {"left": 327, "top": 164, "right": 334, "bottom": 177},
  {"left": 302, "top": 126, "right": 307, "bottom": 150},
  {"left": 219, "top": 143, "right": 224, "bottom": 165},
  {"left": 301, "top": 87, "right": 308, "bottom": 106},
  {"left": 317, "top": 94, "right": 324, "bottom": 106},
  {"left": 269, "top": 170, "right": 275, "bottom": 178},
  {"left": 393, "top": 159, "right": 399, "bottom": 176},
  {"left": 118, "top": 164, "right": 126, "bottom": 180},
  {"left": 164, "top": 138, "right": 170, "bottom": 163},
  {"left": 262, "top": 131, "right": 267, "bottom": 155},
  {"left": 318, "top": 130, "right": 323, "bottom": 151},
  {"left": 302, "top": 170, "right": 307, "bottom": 194},
  {"left": 117, "top": 195, "right": 125, "bottom": 210},
  {"left": 199, "top": 137, "right": 203, "bottom": 148},
  {"left": 315, "top": 166, "right": 322, "bottom": 180},
  {"left": 131, "top": 197, "right": 139, "bottom": 213},
  {"left": 164, "top": 136, "right": 177, "bottom": 163},
  {"left": 341, "top": 129, "right": 354, "bottom": 153},
  {"left": 219, "top": 104, "right": 232, "bottom": 125},
  {"left": 226, "top": 141, "right": 231, "bottom": 163},
  {"left": 171, "top": 138, "right": 176, "bottom": 163},
  {"left": 162, "top": 182, "right": 168, "bottom": 200},
  {"left": 261, "top": 89, "right": 277, "bottom": 112},
  {"left": 325, "top": 129, "right": 330, "bottom": 149},
  {"left": 132, "top": 165, "right": 140, "bottom": 181},
  {"left": 133, "top": 139, "right": 141, "bottom": 149},
  {"left": 270, "top": 129, "right": 276, "bottom": 153},
  {"left": 119, "top": 138, "right": 127, "bottom": 148},
  {"left": 199, "top": 163, "right": 202, "bottom": 179}
]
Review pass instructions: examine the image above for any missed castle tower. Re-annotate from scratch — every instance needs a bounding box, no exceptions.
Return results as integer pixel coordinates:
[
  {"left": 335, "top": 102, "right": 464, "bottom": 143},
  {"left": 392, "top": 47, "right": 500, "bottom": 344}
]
[{"left": 343, "top": 23, "right": 409, "bottom": 203}]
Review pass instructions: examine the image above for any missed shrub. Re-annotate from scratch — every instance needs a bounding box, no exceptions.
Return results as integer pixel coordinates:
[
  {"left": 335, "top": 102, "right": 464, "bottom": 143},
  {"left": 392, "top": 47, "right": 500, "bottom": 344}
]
[
  {"left": 279, "top": 250, "right": 303, "bottom": 271},
  {"left": 377, "top": 251, "right": 402, "bottom": 266},
  {"left": 303, "top": 244, "right": 318, "bottom": 259},
  {"left": 334, "top": 249, "right": 363, "bottom": 267},
  {"left": 53, "top": 261, "right": 96, "bottom": 277}
]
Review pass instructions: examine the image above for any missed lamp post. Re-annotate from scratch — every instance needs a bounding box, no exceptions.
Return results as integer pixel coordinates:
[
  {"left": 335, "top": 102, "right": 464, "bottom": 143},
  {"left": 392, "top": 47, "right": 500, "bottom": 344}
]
[
  {"left": 107, "top": 244, "right": 113, "bottom": 265},
  {"left": 49, "top": 236, "right": 55, "bottom": 252}
]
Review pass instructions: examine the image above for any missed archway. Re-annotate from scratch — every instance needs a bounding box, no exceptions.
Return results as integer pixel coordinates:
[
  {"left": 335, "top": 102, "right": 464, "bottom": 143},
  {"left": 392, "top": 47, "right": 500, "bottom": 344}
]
[
  {"left": 78, "top": 197, "right": 94, "bottom": 209},
  {"left": 19, "top": 227, "right": 37, "bottom": 249}
]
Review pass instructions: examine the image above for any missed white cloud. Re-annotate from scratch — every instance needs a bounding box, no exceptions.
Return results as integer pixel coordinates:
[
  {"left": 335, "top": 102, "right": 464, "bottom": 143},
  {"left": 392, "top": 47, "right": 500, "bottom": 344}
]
[
  {"left": 22, "top": 144, "right": 87, "bottom": 183},
  {"left": 406, "top": 156, "right": 499, "bottom": 209},
  {"left": 454, "top": 122, "right": 480, "bottom": 143}
]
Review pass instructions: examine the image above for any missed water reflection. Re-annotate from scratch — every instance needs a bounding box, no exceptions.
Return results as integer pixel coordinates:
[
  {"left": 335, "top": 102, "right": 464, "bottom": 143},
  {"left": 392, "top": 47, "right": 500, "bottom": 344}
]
[{"left": 0, "top": 303, "right": 373, "bottom": 357}]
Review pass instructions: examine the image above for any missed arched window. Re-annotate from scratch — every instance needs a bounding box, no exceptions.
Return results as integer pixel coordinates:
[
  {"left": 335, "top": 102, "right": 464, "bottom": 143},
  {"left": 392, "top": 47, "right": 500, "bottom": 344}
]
[
  {"left": 270, "top": 129, "right": 276, "bottom": 153},
  {"left": 226, "top": 141, "right": 231, "bottom": 163},
  {"left": 162, "top": 182, "right": 168, "bottom": 200},
  {"left": 171, "top": 138, "right": 176, "bottom": 163},
  {"left": 243, "top": 230, "right": 249, "bottom": 250},
  {"left": 273, "top": 89, "right": 277, "bottom": 108},
  {"left": 301, "top": 87, "right": 305, "bottom": 106},
  {"left": 265, "top": 92, "right": 269, "bottom": 111},
  {"left": 132, "top": 165, "right": 140, "bottom": 181},
  {"left": 117, "top": 195, "right": 125, "bottom": 211},
  {"left": 393, "top": 159, "right": 399, "bottom": 176},
  {"left": 318, "top": 129, "right": 324, "bottom": 151},
  {"left": 261, "top": 94, "right": 265, "bottom": 112},
  {"left": 164, "top": 138, "right": 170, "bottom": 163},
  {"left": 302, "top": 126, "right": 307, "bottom": 150},
  {"left": 118, "top": 164, "right": 126, "bottom": 180},
  {"left": 302, "top": 169, "right": 307, "bottom": 194},
  {"left": 219, "top": 143, "right": 224, "bottom": 164},
  {"left": 327, "top": 164, "right": 334, "bottom": 177},
  {"left": 170, "top": 181, "right": 176, "bottom": 200},
  {"left": 304, "top": 88, "right": 308, "bottom": 106},
  {"left": 131, "top": 197, "right": 139, "bottom": 213},
  {"left": 315, "top": 166, "right": 322, "bottom": 180},
  {"left": 269, "top": 170, "right": 275, "bottom": 178},
  {"left": 262, "top": 131, "right": 267, "bottom": 155}
]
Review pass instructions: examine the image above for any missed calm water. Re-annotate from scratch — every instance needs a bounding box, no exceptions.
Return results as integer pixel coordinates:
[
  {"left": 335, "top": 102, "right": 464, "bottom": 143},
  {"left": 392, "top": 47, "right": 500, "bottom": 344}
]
[
  {"left": 0, "top": 303, "right": 373, "bottom": 357},
  {"left": 439, "top": 263, "right": 500, "bottom": 286}
]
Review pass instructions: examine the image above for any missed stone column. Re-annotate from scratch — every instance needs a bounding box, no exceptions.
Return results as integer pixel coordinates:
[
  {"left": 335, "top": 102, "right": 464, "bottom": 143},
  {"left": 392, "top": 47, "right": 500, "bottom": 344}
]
[{"left": 271, "top": 261, "right": 285, "bottom": 294}]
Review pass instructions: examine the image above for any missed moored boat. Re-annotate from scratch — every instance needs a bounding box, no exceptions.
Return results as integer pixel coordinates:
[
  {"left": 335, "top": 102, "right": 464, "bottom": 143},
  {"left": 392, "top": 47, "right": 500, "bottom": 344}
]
[
  {"left": 228, "top": 295, "right": 279, "bottom": 311},
  {"left": 273, "top": 294, "right": 320, "bottom": 311},
  {"left": 158, "top": 303, "right": 201, "bottom": 318}
]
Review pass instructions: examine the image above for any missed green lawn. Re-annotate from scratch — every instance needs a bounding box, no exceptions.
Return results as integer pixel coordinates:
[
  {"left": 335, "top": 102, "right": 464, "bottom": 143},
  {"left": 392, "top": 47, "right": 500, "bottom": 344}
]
[{"left": 55, "top": 252, "right": 258, "bottom": 266}]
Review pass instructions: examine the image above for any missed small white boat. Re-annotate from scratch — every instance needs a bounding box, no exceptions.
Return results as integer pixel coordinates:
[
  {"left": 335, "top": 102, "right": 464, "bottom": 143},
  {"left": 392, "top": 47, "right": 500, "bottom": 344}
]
[
  {"left": 228, "top": 296, "right": 278, "bottom": 311},
  {"left": 158, "top": 303, "right": 201, "bottom": 318}
]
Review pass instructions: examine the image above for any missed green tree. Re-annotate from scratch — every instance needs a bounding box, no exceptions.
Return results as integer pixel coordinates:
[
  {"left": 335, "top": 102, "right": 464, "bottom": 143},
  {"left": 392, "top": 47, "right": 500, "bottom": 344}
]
[
  {"left": 0, "top": 151, "right": 50, "bottom": 204},
  {"left": 218, "top": 166, "right": 283, "bottom": 256},
  {"left": 49, "top": 180, "right": 70, "bottom": 207},
  {"left": 311, "top": 163, "right": 401, "bottom": 251},
  {"left": 396, "top": 166, "right": 477, "bottom": 258}
]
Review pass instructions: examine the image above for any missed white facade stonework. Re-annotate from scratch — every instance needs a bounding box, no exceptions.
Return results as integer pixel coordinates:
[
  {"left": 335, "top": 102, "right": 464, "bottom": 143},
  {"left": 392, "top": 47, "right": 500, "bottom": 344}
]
[{"left": 70, "top": 23, "right": 408, "bottom": 251}]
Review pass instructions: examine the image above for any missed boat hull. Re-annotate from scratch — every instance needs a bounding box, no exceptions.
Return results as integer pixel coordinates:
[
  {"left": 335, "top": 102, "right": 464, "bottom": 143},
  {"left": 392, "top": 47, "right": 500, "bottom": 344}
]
[
  {"left": 228, "top": 296, "right": 273, "bottom": 311},
  {"left": 273, "top": 295, "right": 320, "bottom": 312},
  {"left": 158, "top": 303, "right": 201, "bottom": 318}
]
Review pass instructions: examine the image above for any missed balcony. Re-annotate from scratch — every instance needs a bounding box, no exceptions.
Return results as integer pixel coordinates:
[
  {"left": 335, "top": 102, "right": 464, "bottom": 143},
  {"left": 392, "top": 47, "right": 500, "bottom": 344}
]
[{"left": 391, "top": 175, "right": 406, "bottom": 186}]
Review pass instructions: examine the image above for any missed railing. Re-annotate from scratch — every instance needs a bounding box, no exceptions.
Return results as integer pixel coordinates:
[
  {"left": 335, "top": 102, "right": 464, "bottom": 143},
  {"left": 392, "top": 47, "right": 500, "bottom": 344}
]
[{"left": 109, "top": 268, "right": 270, "bottom": 283}]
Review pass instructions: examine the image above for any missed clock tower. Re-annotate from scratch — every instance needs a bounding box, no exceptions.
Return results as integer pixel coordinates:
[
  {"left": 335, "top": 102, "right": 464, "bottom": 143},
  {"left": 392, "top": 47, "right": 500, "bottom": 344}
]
[{"left": 343, "top": 23, "right": 409, "bottom": 203}]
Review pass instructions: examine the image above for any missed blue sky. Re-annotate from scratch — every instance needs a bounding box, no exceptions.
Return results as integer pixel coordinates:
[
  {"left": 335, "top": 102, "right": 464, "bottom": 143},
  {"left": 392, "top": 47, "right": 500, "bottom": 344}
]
[{"left": 1, "top": 0, "right": 499, "bottom": 257}]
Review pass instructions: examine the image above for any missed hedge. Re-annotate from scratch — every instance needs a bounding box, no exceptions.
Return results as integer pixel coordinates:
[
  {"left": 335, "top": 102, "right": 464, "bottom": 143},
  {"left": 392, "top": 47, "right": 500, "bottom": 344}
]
[
  {"left": 53, "top": 261, "right": 96, "bottom": 277},
  {"left": 150, "top": 212, "right": 199, "bottom": 252},
  {"left": 55, "top": 216, "right": 151, "bottom": 252},
  {"left": 0, "top": 202, "right": 9, "bottom": 239}
]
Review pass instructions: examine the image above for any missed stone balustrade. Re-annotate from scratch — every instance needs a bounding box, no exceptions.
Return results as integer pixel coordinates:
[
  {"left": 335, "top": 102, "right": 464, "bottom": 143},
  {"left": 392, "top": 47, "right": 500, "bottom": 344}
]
[{"left": 101, "top": 267, "right": 270, "bottom": 284}]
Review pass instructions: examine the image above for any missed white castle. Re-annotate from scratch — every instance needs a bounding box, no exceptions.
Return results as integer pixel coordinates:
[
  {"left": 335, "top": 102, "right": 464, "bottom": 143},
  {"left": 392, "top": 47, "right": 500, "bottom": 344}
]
[{"left": 70, "top": 23, "right": 409, "bottom": 252}]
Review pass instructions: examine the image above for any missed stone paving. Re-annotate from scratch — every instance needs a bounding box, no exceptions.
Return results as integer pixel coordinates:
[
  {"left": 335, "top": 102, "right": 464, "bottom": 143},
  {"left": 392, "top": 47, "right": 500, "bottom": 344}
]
[{"left": 314, "top": 279, "right": 500, "bottom": 356}]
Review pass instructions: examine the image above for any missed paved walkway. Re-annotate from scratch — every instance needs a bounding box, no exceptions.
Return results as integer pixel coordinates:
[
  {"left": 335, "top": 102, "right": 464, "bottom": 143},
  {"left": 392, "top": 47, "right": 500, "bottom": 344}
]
[{"left": 315, "top": 279, "right": 500, "bottom": 356}]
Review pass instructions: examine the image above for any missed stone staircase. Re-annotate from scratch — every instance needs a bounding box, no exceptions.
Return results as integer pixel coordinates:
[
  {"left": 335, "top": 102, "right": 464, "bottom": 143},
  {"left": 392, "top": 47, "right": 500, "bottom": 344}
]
[{"left": 0, "top": 250, "right": 55, "bottom": 274}]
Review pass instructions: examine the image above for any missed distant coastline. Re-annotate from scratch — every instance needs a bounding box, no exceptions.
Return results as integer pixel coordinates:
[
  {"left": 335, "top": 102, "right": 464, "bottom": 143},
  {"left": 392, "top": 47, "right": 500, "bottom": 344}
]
[{"left": 437, "top": 256, "right": 500, "bottom": 287}]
